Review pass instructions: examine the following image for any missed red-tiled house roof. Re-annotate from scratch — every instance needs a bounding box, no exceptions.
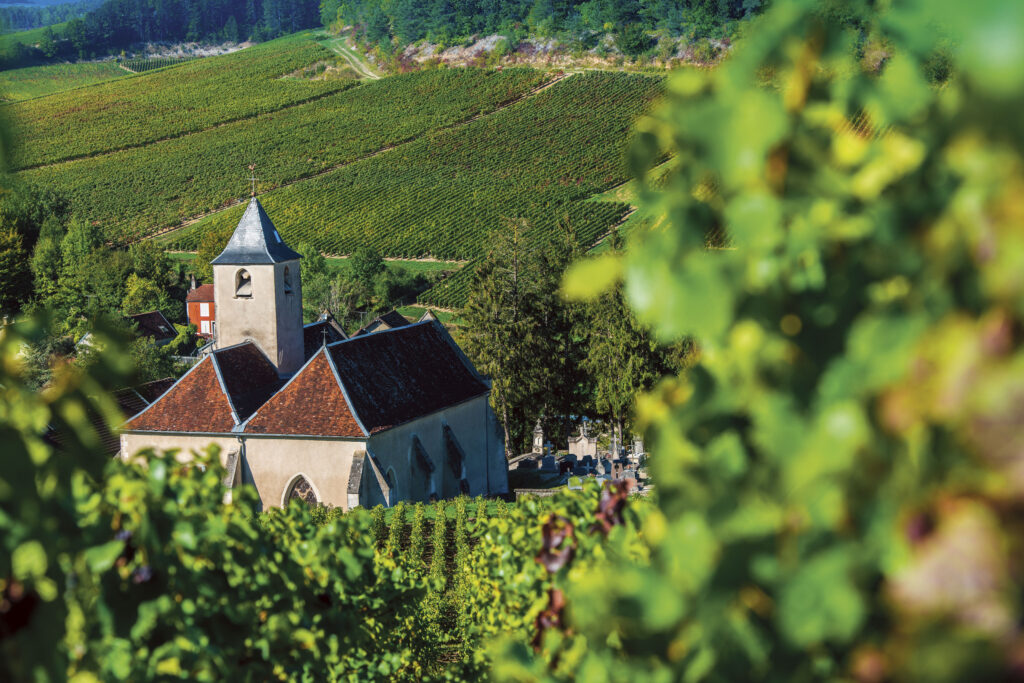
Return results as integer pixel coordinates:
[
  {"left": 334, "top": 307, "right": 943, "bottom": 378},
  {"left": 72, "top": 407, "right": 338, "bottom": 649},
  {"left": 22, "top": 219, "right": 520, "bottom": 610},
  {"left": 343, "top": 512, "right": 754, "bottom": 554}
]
[
  {"left": 245, "top": 350, "right": 364, "bottom": 437},
  {"left": 124, "top": 342, "right": 281, "bottom": 433},
  {"left": 326, "top": 321, "right": 488, "bottom": 434},
  {"left": 185, "top": 284, "right": 214, "bottom": 302}
]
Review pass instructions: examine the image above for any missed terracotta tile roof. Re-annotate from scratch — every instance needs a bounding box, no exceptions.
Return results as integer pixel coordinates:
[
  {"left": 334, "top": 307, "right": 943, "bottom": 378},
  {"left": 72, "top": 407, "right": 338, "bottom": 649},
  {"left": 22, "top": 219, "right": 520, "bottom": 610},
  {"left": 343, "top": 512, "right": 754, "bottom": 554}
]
[
  {"left": 244, "top": 350, "right": 364, "bottom": 437},
  {"left": 124, "top": 342, "right": 281, "bottom": 433},
  {"left": 186, "top": 283, "right": 214, "bottom": 302},
  {"left": 124, "top": 357, "right": 237, "bottom": 433},
  {"left": 354, "top": 310, "right": 411, "bottom": 336},
  {"left": 213, "top": 343, "right": 283, "bottom": 420},
  {"left": 128, "top": 310, "right": 176, "bottom": 342},
  {"left": 328, "top": 321, "right": 488, "bottom": 434}
]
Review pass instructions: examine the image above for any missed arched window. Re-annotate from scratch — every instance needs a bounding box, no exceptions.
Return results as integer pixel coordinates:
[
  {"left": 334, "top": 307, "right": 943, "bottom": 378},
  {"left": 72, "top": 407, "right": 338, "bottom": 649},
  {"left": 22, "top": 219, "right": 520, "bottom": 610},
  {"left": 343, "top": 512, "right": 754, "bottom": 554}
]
[
  {"left": 284, "top": 474, "right": 318, "bottom": 506},
  {"left": 235, "top": 269, "right": 252, "bottom": 298},
  {"left": 283, "top": 265, "right": 293, "bottom": 294}
]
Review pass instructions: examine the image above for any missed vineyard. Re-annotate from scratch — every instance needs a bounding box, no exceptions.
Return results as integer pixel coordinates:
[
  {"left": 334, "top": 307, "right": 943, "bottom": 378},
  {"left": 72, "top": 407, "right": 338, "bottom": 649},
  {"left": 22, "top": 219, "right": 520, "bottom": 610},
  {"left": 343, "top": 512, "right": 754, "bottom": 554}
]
[
  {"left": 6, "top": 33, "right": 355, "bottom": 169},
  {"left": 119, "top": 56, "right": 197, "bottom": 73},
  {"left": 166, "top": 71, "right": 658, "bottom": 304},
  {"left": 21, "top": 67, "right": 551, "bottom": 242},
  {"left": 0, "top": 61, "right": 126, "bottom": 102}
]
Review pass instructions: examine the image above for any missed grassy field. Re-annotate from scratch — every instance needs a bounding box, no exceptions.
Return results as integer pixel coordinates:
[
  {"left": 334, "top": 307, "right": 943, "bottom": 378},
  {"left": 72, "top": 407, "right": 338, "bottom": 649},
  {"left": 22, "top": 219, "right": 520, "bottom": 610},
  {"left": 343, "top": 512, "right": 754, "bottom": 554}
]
[{"left": 0, "top": 61, "right": 126, "bottom": 101}]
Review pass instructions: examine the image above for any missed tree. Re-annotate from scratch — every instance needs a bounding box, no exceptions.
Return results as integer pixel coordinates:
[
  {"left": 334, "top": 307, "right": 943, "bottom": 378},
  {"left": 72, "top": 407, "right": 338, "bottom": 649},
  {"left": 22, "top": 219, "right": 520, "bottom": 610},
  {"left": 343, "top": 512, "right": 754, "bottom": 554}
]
[
  {"left": 463, "top": 220, "right": 550, "bottom": 456},
  {"left": 0, "top": 228, "right": 32, "bottom": 315},
  {"left": 348, "top": 245, "right": 385, "bottom": 289},
  {"left": 583, "top": 280, "right": 668, "bottom": 452},
  {"left": 31, "top": 231, "right": 62, "bottom": 303},
  {"left": 121, "top": 273, "right": 167, "bottom": 316},
  {"left": 615, "top": 22, "right": 651, "bottom": 56},
  {"left": 38, "top": 26, "right": 58, "bottom": 59},
  {"left": 223, "top": 15, "right": 240, "bottom": 42}
]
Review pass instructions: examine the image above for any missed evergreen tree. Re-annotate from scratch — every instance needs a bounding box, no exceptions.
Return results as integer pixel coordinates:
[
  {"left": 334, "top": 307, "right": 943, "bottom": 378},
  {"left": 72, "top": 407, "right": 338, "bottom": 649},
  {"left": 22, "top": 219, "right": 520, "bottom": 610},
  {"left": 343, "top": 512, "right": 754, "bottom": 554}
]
[
  {"left": 223, "top": 15, "right": 239, "bottom": 41},
  {"left": 0, "top": 229, "right": 32, "bottom": 315},
  {"left": 582, "top": 233, "right": 674, "bottom": 451},
  {"left": 463, "top": 220, "right": 549, "bottom": 456}
]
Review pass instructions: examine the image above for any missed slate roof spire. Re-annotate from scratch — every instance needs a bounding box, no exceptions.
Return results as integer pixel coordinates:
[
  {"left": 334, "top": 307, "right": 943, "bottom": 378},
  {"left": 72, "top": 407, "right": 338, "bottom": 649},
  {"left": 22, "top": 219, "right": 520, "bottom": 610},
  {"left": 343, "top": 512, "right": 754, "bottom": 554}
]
[{"left": 210, "top": 197, "right": 301, "bottom": 266}]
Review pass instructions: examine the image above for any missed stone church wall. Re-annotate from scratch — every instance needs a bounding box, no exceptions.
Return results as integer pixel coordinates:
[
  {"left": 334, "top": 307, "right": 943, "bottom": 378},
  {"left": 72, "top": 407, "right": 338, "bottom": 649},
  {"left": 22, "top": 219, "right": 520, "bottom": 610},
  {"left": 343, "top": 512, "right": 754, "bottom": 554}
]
[
  {"left": 120, "top": 432, "right": 241, "bottom": 468},
  {"left": 242, "top": 436, "right": 363, "bottom": 511},
  {"left": 367, "top": 394, "right": 509, "bottom": 503}
]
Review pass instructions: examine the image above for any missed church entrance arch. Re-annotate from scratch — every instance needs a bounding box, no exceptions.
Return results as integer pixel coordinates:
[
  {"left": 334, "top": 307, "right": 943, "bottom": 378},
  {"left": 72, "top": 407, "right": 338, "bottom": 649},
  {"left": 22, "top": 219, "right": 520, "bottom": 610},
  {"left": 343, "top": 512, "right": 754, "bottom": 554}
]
[{"left": 283, "top": 473, "right": 319, "bottom": 506}]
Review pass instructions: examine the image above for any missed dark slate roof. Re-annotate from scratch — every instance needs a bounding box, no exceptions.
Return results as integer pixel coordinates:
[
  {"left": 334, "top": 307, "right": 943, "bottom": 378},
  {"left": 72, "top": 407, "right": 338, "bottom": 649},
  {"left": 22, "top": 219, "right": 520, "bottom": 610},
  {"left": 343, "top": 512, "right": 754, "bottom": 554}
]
[
  {"left": 45, "top": 378, "right": 176, "bottom": 455},
  {"left": 302, "top": 314, "right": 348, "bottom": 361},
  {"left": 128, "top": 311, "right": 176, "bottom": 341},
  {"left": 213, "top": 343, "right": 284, "bottom": 420},
  {"left": 124, "top": 342, "right": 282, "bottom": 433},
  {"left": 354, "top": 310, "right": 411, "bottom": 336},
  {"left": 186, "top": 283, "right": 214, "bottom": 302},
  {"left": 327, "top": 321, "right": 488, "bottom": 434},
  {"left": 210, "top": 197, "right": 301, "bottom": 266}
]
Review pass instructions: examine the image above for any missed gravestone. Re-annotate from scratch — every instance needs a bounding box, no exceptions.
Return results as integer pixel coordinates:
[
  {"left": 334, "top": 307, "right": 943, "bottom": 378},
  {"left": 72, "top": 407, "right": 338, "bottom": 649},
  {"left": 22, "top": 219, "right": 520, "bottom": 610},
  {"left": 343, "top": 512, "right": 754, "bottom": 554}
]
[
  {"left": 532, "top": 419, "right": 544, "bottom": 454},
  {"left": 540, "top": 455, "right": 557, "bottom": 472}
]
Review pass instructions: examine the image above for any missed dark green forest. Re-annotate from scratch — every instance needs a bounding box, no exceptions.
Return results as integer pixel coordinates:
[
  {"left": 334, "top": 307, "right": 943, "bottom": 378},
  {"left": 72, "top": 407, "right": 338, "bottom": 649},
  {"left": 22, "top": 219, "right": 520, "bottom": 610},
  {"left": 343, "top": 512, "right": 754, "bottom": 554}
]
[
  {"left": 2, "top": 0, "right": 759, "bottom": 68},
  {"left": 326, "top": 0, "right": 761, "bottom": 46}
]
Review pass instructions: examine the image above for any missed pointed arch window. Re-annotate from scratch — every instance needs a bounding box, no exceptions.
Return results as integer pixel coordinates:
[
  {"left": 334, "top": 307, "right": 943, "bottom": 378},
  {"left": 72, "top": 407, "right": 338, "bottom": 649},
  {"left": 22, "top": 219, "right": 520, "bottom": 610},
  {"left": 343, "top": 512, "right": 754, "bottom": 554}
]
[
  {"left": 285, "top": 474, "right": 318, "bottom": 506},
  {"left": 386, "top": 467, "right": 399, "bottom": 507},
  {"left": 235, "top": 269, "right": 252, "bottom": 298},
  {"left": 283, "top": 265, "right": 293, "bottom": 295}
]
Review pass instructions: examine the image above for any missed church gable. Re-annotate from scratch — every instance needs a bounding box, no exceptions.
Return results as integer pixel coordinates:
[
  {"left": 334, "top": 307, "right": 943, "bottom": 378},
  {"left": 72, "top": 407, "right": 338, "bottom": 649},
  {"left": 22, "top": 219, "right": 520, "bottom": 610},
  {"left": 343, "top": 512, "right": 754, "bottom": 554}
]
[
  {"left": 124, "top": 357, "right": 236, "bottom": 433},
  {"left": 244, "top": 349, "right": 365, "bottom": 438},
  {"left": 328, "top": 321, "right": 489, "bottom": 434}
]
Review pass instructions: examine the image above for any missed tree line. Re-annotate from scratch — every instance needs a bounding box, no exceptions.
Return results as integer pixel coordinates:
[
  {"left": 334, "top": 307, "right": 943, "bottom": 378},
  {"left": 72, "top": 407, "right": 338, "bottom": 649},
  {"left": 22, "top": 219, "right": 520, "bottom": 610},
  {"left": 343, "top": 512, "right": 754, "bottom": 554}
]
[
  {"left": 1, "top": 0, "right": 320, "bottom": 66},
  {"left": 461, "top": 218, "right": 686, "bottom": 456},
  {"left": 326, "top": 0, "right": 762, "bottom": 50},
  {"left": 0, "top": 182, "right": 198, "bottom": 388},
  {"left": 0, "top": 0, "right": 101, "bottom": 33}
]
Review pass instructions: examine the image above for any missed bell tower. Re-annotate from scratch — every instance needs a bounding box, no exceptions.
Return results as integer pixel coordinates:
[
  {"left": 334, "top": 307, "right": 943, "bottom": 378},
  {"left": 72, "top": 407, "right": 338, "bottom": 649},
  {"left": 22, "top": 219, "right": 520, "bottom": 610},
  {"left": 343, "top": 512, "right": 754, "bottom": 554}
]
[{"left": 211, "top": 197, "right": 303, "bottom": 376}]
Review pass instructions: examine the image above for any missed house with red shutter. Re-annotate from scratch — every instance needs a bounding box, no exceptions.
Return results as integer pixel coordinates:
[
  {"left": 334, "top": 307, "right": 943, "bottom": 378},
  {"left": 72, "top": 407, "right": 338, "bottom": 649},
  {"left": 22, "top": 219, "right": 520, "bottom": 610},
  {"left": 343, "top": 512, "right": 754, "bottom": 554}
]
[
  {"left": 186, "top": 277, "right": 215, "bottom": 338},
  {"left": 119, "top": 197, "right": 509, "bottom": 510}
]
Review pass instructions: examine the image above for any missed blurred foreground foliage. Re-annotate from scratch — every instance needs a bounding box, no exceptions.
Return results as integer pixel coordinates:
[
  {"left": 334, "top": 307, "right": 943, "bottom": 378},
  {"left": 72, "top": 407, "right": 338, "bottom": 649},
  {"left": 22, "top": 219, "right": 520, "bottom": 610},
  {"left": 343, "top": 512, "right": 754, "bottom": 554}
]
[
  {"left": 551, "top": 0, "right": 1024, "bottom": 680},
  {"left": 4, "top": 0, "right": 1024, "bottom": 680}
]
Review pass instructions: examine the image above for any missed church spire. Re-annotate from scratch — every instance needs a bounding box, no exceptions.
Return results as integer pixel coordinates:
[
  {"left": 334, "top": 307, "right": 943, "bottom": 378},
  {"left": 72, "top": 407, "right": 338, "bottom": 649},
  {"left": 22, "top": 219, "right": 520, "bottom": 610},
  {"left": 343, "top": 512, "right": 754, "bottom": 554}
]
[{"left": 210, "top": 197, "right": 301, "bottom": 266}]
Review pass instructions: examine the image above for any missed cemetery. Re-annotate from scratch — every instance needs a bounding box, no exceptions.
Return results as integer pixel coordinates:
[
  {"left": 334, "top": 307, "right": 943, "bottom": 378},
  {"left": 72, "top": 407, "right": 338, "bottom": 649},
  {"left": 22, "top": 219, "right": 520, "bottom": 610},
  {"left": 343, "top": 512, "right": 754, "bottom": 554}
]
[{"left": 507, "top": 420, "right": 649, "bottom": 496}]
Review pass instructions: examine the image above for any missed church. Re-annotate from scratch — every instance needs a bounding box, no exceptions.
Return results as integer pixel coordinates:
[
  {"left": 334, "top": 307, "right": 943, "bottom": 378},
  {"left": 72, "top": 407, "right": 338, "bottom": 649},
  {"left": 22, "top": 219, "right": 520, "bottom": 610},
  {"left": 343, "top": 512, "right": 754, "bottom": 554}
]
[{"left": 119, "top": 197, "right": 510, "bottom": 510}]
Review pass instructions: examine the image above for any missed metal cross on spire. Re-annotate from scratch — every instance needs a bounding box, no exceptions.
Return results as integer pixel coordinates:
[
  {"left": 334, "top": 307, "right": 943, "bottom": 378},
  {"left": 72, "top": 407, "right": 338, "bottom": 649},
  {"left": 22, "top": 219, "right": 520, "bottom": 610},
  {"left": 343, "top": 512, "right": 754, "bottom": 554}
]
[{"left": 248, "top": 164, "right": 258, "bottom": 197}]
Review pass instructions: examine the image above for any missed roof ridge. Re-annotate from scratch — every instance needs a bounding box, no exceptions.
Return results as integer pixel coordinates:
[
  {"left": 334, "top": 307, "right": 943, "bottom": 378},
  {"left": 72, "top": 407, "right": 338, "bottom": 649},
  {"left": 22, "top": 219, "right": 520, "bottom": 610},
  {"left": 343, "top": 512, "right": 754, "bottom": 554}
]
[
  {"left": 120, "top": 355, "right": 210, "bottom": 427},
  {"left": 327, "top": 319, "right": 431, "bottom": 349},
  {"left": 324, "top": 343, "right": 369, "bottom": 437},
  {"left": 239, "top": 346, "right": 322, "bottom": 431},
  {"left": 209, "top": 353, "right": 241, "bottom": 425}
]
